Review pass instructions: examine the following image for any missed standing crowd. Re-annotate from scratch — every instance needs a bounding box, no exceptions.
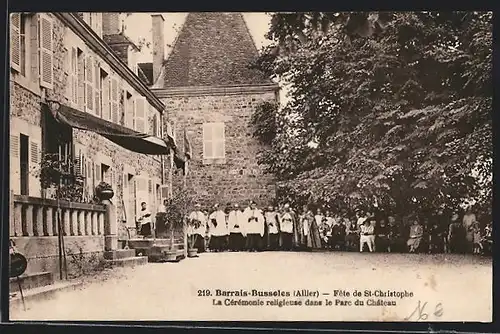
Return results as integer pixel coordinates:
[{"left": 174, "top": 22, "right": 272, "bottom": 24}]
[{"left": 184, "top": 201, "right": 493, "bottom": 255}]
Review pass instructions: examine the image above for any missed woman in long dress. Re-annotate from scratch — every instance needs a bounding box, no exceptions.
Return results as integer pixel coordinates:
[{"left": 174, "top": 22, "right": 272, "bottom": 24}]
[{"left": 407, "top": 219, "right": 424, "bottom": 253}]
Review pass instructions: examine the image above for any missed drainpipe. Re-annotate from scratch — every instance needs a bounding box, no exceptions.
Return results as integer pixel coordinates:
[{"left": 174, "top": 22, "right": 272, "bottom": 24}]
[{"left": 160, "top": 111, "right": 165, "bottom": 184}]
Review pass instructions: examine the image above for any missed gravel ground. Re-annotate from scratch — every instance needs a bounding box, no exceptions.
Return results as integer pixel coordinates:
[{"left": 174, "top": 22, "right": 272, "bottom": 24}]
[{"left": 10, "top": 251, "right": 492, "bottom": 322}]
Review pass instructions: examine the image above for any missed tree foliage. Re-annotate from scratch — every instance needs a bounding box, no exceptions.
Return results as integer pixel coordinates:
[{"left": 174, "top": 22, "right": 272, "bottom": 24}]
[{"left": 251, "top": 11, "right": 492, "bottom": 219}]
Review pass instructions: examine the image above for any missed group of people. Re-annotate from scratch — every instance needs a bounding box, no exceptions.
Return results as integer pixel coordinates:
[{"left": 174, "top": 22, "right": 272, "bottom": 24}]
[
  {"left": 184, "top": 202, "right": 492, "bottom": 255},
  {"left": 136, "top": 199, "right": 492, "bottom": 255}
]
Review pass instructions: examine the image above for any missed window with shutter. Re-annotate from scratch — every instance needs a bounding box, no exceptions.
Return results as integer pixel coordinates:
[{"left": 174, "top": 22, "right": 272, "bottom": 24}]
[
  {"left": 94, "top": 61, "right": 100, "bottom": 117},
  {"left": 135, "top": 97, "right": 146, "bottom": 133},
  {"left": 30, "top": 141, "right": 39, "bottom": 164},
  {"left": 10, "top": 13, "right": 21, "bottom": 72},
  {"left": 152, "top": 113, "right": 158, "bottom": 137},
  {"left": 85, "top": 55, "right": 94, "bottom": 112},
  {"left": 38, "top": 14, "right": 53, "bottom": 89},
  {"left": 74, "top": 150, "right": 82, "bottom": 175},
  {"left": 203, "top": 122, "right": 225, "bottom": 159},
  {"left": 10, "top": 134, "right": 21, "bottom": 194},
  {"left": 111, "top": 77, "right": 119, "bottom": 123},
  {"left": 100, "top": 70, "right": 110, "bottom": 120},
  {"left": 77, "top": 49, "right": 85, "bottom": 109},
  {"left": 95, "top": 163, "right": 101, "bottom": 183},
  {"left": 70, "top": 48, "right": 77, "bottom": 105},
  {"left": 125, "top": 92, "right": 134, "bottom": 129}
]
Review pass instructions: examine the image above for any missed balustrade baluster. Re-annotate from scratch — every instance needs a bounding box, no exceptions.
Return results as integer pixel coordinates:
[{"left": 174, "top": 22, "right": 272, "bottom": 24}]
[
  {"left": 13, "top": 203, "right": 23, "bottom": 237},
  {"left": 24, "top": 204, "right": 34, "bottom": 237},
  {"left": 63, "top": 209, "right": 70, "bottom": 236},
  {"left": 70, "top": 209, "right": 78, "bottom": 236},
  {"left": 34, "top": 205, "right": 44, "bottom": 236},
  {"left": 98, "top": 212, "right": 105, "bottom": 236},
  {"left": 77, "top": 210, "right": 84, "bottom": 235},
  {"left": 92, "top": 212, "right": 98, "bottom": 235},
  {"left": 45, "top": 206, "right": 54, "bottom": 236}
]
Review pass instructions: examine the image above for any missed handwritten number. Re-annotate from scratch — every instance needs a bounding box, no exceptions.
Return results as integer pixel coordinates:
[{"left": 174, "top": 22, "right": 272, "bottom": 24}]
[
  {"left": 434, "top": 303, "right": 444, "bottom": 317},
  {"left": 406, "top": 301, "right": 442, "bottom": 321}
]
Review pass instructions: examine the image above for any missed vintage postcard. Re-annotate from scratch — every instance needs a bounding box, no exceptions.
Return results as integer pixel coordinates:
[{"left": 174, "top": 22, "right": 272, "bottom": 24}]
[{"left": 8, "top": 12, "right": 492, "bottom": 322}]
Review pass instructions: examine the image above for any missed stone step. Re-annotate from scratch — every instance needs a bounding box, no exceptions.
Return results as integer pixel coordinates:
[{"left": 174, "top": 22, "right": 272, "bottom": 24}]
[
  {"left": 103, "top": 249, "right": 136, "bottom": 260},
  {"left": 126, "top": 239, "right": 155, "bottom": 249},
  {"left": 9, "top": 272, "right": 54, "bottom": 293},
  {"left": 154, "top": 238, "right": 184, "bottom": 245},
  {"left": 105, "top": 256, "right": 148, "bottom": 268},
  {"left": 9, "top": 280, "right": 83, "bottom": 313}
]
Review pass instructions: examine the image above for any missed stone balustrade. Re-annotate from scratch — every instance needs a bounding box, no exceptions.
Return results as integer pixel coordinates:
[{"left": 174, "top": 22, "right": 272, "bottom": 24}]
[{"left": 10, "top": 195, "right": 106, "bottom": 238}]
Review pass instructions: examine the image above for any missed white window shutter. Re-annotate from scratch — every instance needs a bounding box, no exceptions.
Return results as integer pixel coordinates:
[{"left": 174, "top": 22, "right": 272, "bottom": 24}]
[
  {"left": 10, "top": 13, "right": 21, "bottom": 72},
  {"left": 39, "top": 14, "right": 53, "bottom": 89},
  {"left": 77, "top": 51, "right": 85, "bottom": 109},
  {"left": 74, "top": 146, "right": 82, "bottom": 176},
  {"left": 94, "top": 61, "right": 100, "bottom": 117},
  {"left": 125, "top": 93, "right": 134, "bottom": 129},
  {"left": 71, "top": 48, "right": 78, "bottom": 105},
  {"left": 10, "top": 133, "right": 21, "bottom": 194},
  {"left": 135, "top": 97, "right": 146, "bottom": 133},
  {"left": 28, "top": 128, "right": 42, "bottom": 197},
  {"left": 215, "top": 122, "right": 225, "bottom": 158},
  {"left": 111, "top": 77, "right": 119, "bottom": 123},
  {"left": 85, "top": 55, "right": 94, "bottom": 112},
  {"left": 203, "top": 123, "right": 213, "bottom": 159},
  {"left": 102, "top": 75, "right": 110, "bottom": 120}
]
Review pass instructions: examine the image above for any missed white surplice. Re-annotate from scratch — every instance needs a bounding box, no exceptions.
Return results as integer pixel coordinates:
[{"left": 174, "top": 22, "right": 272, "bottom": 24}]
[
  {"left": 208, "top": 210, "right": 228, "bottom": 237},
  {"left": 188, "top": 210, "right": 207, "bottom": 236},
  {"left": 243, "top": 207, "right": 265, "bottom": 237},
  {"left": 228, "top": 210, "right": 247, "bottom": 237}
]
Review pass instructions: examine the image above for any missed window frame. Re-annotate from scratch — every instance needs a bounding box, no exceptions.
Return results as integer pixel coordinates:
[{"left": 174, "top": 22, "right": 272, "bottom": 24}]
[{"left": 203, "top": 122, "right": 226, "bottom": 160}]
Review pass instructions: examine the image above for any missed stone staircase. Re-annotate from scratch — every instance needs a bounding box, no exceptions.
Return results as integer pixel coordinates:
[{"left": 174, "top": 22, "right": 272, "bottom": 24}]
[
  {"left": 103, "top": 248, "right": 148, "bottom": 267},
  {"left": 9, "top": 271, "right": 82, "bottom": 312},
  {"left": 123, "top": 237, "right": 185, "bottom": 262}
]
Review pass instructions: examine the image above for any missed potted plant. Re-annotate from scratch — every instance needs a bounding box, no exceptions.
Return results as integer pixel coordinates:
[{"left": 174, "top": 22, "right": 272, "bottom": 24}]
[
  {"left": 163, "top": 191, "right": 192, "bottom": 262},
  {"left": 187, "top": 222, "right": 200, "bottom": 258},
  {"left": 35, "top": 153, "right": 84, "bottom": 202},
  {"left": 95, "top": 181, "right": 114, "bottom": 201}
]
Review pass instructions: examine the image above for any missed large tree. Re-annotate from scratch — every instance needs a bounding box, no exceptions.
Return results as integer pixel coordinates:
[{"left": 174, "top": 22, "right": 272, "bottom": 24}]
[{"left": 251, "top": 12, "right": 492, "bottom": 218}]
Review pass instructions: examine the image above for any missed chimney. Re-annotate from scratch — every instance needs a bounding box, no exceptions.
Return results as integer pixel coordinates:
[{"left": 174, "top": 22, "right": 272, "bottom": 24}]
[
  {"left": 152, "top": 14, "right": 165, "bottom": 84},
  {"left": 102, "top": 13, "right": 121, "bottom": 35}
]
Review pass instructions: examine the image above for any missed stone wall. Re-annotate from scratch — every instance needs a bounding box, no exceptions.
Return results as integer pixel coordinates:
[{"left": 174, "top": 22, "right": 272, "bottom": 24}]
[
  {"left": 12, "top": 236, "right": 104, "bottom": 276},
  {"left": 162, "top": 90, "right": 277, "bottom": 209}
]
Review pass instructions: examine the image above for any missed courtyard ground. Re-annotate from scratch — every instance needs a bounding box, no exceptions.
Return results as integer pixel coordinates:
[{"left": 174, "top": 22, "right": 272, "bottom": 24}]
[{"left": 10, "top": 251, "right": 492, "bottom": 322}]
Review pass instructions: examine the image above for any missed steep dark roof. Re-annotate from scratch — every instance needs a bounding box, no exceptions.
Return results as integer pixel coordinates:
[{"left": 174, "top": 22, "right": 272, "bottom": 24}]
[
  {"left": 138, "top": 62, "right": 153, "bottom": 86},
  {"left": 160, "top": 13, "right": 272, "bottom": 88}
]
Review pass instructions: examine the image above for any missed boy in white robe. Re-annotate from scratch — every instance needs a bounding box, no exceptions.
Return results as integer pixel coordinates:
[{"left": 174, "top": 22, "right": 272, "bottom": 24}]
[
  {"left": 244, "top": 201, "right": 265, "bottom": 252},
  {"left": 279, "top": 204, "right": 295, "bottom": 251},
  {"left": 187, "top": 204, "right": 208, "bottom": 253},
  {"left": 208, "top": 204, "right": 228, "bottom": 252},
  {"left": 228, "top": 203, "right": 246, "bottom": 251},
  {"left": 265, "top": 205, "right": 280, "bottom": 250}
]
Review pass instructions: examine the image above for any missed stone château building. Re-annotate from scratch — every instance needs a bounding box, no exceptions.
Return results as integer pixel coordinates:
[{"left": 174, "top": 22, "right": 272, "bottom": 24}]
[
  {"left": 144, "top": 13, "right": 279, "bottom": 207},
  {"left": 9, "top": 12, "right": 174, "bottom": 274}
]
